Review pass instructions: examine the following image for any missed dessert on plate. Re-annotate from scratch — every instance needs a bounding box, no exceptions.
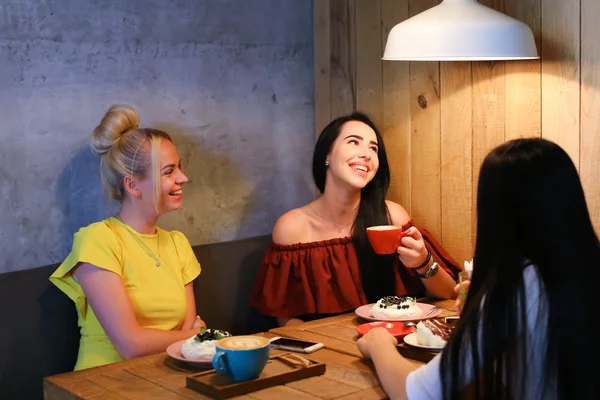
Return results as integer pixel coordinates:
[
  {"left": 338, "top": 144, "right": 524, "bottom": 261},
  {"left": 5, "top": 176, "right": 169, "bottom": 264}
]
[
  {"left": 370, "top": 296, "right": 423, "bottom": 320},
  {"left": 415, "top": 319, "right": 453, "bottom": 347},
  {"left": 180, "top": 328, "right": 231, "bottom": 361}
]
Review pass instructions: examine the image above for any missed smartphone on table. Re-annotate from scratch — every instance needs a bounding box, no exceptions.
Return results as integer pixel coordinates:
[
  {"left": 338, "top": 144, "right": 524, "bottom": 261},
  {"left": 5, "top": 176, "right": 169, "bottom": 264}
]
[{"left": 269, "top": 337, "right": 325, "bottom": 353}]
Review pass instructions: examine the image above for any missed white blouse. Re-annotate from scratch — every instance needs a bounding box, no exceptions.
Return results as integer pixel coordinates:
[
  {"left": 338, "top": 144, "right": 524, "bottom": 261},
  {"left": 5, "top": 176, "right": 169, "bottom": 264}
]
[{"left": 406, "top": 265, "right": 553, "bottom": 399}]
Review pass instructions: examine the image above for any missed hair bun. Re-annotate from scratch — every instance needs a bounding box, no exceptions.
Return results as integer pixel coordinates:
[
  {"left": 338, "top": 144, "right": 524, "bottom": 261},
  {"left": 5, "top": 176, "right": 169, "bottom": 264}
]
[{"left": 90, "top": 104, "right": 140, "bottom": 155}]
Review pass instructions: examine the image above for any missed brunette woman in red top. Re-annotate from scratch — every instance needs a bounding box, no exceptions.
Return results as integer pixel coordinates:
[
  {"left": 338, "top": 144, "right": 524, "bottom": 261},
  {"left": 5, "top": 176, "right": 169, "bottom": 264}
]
[{"left": 250, "top": 112, "right": 460, "bottom": 326}]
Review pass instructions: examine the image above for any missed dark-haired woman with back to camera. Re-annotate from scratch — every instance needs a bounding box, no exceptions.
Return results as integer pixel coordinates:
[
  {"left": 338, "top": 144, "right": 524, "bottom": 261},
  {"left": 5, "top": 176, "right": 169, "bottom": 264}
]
[
  {"left": 250, "top": 112, "right": 460, "bottom": 327},
  {"left": 357, "top": 137, "right": 600, "bottom": 399}
]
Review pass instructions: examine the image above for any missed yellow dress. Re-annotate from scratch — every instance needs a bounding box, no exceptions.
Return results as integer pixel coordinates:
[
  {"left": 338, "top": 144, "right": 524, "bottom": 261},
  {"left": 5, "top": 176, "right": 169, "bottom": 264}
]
[{"left": 49, "top": 217, "right": 201, "bottom": 370}]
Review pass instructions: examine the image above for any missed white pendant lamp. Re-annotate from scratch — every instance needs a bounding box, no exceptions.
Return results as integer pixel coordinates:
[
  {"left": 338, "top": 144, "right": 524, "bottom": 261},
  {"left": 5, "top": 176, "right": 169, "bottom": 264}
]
[{"left": 383, "top": 0, "right": 539, "bottom": 61}]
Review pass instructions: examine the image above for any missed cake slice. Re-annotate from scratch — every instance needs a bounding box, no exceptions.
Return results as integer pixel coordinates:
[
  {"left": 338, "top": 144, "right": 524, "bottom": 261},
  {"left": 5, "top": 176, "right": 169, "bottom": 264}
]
[{"left": 415, "top": 319, "right": 453, "bottom": 347}]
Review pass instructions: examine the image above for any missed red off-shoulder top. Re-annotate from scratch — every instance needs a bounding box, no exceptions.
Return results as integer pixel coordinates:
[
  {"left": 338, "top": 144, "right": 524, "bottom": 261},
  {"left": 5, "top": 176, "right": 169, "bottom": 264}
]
[{"left": 249, "top": 222, "right": 460, "bottom": 318}]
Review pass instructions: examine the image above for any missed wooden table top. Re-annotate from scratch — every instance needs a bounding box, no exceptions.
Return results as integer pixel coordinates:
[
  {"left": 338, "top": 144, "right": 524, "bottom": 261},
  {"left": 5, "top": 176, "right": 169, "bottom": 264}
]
[
  {"left": 44, "top": 332, "right": 387, "bottom": 400},
  {"left": 269, "top": 299, "right": 458, "bottom": 366},
  {"left": 44, "top": 299, "right": 456, "bottom": 399}
]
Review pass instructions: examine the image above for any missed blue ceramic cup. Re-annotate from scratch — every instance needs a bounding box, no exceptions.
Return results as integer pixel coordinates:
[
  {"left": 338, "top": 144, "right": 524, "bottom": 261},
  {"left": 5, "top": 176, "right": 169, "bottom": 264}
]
[{"left": 212, "top": 335, "right": 270, "bottom": 381}]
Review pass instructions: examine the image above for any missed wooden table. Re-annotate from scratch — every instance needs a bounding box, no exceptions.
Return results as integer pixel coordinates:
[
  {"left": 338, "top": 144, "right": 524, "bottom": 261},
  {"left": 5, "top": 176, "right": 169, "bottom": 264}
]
[
  {"left": 270, "top": 299, "right": 457, "bottom": 366},
  {"left": 44, "top": 299, "right": 456, "bottom": 399},
  {"left": 44, "top": 333, "right": 387, "bottom": 400}
]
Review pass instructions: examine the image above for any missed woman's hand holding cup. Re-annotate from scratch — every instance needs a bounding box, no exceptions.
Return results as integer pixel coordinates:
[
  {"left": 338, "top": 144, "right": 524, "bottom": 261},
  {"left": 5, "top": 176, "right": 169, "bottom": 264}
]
[
  {"left": 366, "top": 225, "right": 429, "bottom": 268},
  {"left": 395, "top": 226, "right": 429, "bottom": 269}
]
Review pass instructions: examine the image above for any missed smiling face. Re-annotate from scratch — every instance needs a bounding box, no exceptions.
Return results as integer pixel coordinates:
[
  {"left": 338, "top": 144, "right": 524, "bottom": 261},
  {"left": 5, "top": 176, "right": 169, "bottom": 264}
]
[
  {"left": 136, "top": 139, "right": 188, "bottom": 216},
  {"left": 325, "top": 120, "right": 379, "bottom": 191}
]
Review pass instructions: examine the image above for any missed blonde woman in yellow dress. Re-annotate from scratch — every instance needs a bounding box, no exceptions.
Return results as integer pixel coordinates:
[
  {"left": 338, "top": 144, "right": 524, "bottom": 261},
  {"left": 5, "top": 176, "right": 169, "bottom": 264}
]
[{"left": 50, "top": 105, "right": 205, "bottom": 370}]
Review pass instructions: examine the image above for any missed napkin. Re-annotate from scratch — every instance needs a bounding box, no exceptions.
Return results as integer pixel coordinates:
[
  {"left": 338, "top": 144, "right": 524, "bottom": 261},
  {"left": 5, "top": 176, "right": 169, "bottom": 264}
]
[{"left": 463, "top": 259, "right": 473, "bottom": 278}]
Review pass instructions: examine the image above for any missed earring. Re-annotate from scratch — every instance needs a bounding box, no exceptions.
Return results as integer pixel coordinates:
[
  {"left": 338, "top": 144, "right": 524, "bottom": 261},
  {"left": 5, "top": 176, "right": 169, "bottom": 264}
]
[{"left": 325, "top": 161, "right": 329, "bottom": 167}]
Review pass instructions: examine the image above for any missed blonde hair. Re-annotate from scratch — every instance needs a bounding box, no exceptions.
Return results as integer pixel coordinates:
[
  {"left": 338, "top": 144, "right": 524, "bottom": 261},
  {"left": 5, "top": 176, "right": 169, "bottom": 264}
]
[{"left": 90, "top": 104, "right": 172, "bottom": 206}]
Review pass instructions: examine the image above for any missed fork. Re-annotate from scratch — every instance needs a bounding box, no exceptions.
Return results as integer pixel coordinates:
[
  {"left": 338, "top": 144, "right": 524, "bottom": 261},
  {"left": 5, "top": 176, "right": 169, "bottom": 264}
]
[
  {"left": 403, "top": 306, "right": 441, "bottom": 327},
  {"left": 423, "top": 306, "right": 441, "bottom": 317}
]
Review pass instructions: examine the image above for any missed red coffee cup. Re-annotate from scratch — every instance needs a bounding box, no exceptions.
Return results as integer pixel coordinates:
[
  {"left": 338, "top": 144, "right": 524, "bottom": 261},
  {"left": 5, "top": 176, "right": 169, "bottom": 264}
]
[{"left": 366, "top": 225, "right": 403, "bottom": 254}]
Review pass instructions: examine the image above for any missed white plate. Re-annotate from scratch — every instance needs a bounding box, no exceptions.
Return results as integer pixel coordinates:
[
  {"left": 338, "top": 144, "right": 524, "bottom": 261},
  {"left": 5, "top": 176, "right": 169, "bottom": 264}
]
[{"left": 403, "top": 332, "right": 445, "bottom": 351}]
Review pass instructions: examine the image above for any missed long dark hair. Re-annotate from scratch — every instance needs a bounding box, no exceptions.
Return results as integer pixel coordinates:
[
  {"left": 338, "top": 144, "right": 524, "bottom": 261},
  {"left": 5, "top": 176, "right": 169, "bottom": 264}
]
[
  {"left": 312, "top": 112, "right": 395, "bottom": 301},
  {"left": 441, "top": 138, "right": 600, "bottom": 399}
]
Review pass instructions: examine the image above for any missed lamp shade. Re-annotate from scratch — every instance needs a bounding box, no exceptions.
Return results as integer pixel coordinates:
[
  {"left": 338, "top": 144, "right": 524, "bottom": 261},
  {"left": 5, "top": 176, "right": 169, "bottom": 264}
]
[{"left": 383, "top": 0, "right": 539, "bottom": 61}]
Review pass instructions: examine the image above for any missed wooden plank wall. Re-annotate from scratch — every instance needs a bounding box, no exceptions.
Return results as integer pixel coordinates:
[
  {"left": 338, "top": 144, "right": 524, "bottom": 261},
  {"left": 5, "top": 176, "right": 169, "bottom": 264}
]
[{"left": 313, "top": 0, "right": 599, "bottom": 263}]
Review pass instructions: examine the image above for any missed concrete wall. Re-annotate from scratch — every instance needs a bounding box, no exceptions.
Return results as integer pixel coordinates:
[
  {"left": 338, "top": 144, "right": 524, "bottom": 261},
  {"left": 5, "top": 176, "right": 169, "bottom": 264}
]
[{"left": 0, "top": 0, "right": 315, "bottom": 273}]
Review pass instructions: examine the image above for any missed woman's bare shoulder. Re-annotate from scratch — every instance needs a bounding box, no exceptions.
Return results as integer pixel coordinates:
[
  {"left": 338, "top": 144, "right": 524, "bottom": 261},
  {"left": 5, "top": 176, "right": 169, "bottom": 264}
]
[
  {"left": 385, "top": 200, "right": 411, "bottom": 227},
  {"left": 272, "top": 207, "right": 311, "bottom": 245}
]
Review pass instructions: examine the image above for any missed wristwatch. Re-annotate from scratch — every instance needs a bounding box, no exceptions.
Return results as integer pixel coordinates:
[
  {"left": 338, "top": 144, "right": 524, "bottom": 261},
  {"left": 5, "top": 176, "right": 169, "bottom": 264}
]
[{"left": 416, "top": 261, "right": 439, "bottom": 279}]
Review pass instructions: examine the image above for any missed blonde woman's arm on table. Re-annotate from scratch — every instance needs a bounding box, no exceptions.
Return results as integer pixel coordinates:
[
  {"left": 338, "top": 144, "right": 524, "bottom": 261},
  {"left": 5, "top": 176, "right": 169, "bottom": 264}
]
[
  {"left": 180, "top": 283, "right": 207, "bottom": 331},
  {"left": 74, "top": 262, "right": 202, "bottom": 359}
]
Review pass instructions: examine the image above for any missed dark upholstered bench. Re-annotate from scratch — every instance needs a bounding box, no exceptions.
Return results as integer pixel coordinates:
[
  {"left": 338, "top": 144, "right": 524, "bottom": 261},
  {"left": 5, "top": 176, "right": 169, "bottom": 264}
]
[{"left": 0, "top": 234, "right": 274, "bottom": 399}]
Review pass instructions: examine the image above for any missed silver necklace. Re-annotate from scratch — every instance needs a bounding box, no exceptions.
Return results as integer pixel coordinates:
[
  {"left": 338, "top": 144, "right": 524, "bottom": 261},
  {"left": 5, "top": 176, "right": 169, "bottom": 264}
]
[
  {"left": 308, "top": 204, "right": 354, "bottom": 233},
  {"left": 115, "top": 215, "right": 161, "bottom": 267}
]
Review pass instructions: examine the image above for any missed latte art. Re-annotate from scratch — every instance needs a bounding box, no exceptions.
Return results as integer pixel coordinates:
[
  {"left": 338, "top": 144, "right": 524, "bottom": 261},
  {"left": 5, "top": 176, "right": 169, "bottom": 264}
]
[{"left": 217, "top": 336, "right": 269, "bottom": 350}]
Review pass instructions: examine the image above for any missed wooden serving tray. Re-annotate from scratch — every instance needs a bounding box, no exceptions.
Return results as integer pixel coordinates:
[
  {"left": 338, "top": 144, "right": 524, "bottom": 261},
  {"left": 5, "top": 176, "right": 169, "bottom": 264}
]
[{"left": 186, "top": 353, "right": 326, "bottom": 399}]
